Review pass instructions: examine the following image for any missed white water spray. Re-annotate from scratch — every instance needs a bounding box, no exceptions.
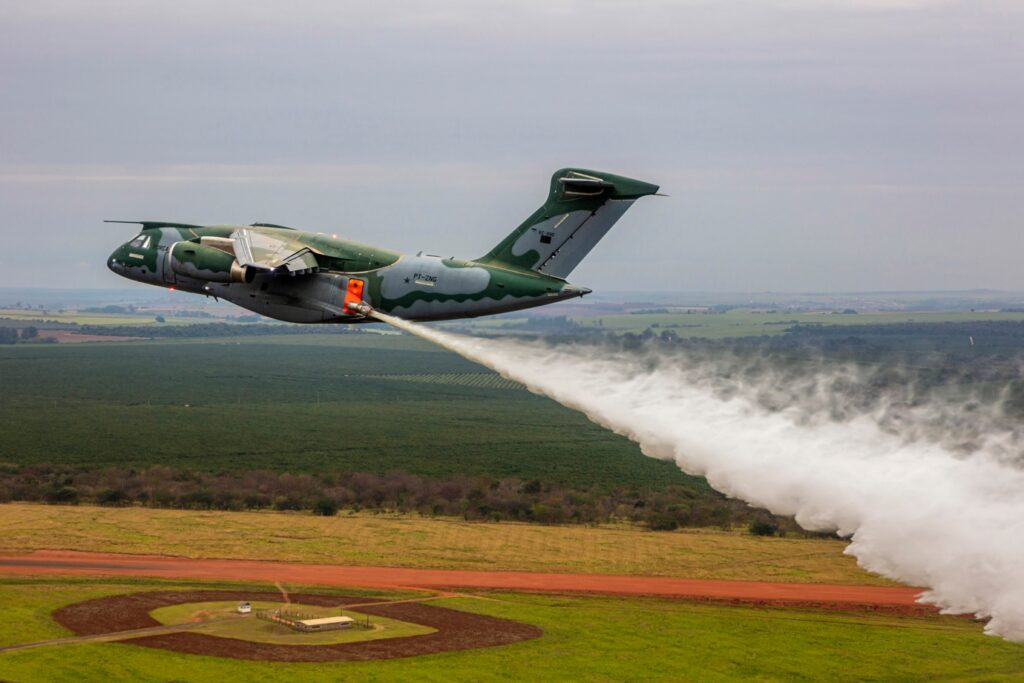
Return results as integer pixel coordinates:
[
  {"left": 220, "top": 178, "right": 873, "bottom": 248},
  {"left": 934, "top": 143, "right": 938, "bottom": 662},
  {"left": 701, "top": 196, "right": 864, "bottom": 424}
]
[{"left": 374, "top": 312, "right": 1024, "bottom": 641}]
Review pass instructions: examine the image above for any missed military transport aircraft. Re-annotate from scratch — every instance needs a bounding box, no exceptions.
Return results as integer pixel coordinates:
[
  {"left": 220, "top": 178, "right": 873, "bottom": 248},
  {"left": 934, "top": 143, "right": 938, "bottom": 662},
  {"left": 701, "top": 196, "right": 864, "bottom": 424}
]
[{"left": 107, "top": 168, "right": 659, "bottom": 323}]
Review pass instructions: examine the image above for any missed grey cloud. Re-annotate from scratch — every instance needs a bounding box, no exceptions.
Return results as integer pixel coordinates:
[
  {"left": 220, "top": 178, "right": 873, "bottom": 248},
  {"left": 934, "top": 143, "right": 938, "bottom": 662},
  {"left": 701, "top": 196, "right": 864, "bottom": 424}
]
[{"left": 1, "top": 0, "right": 1021, "bottom": 291}]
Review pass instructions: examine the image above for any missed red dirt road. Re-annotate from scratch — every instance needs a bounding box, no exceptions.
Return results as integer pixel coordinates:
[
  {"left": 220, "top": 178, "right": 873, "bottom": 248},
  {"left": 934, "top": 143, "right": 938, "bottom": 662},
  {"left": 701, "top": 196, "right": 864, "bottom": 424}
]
[{"left": 0, "top": 550, "right": 927, "bottom": 612}]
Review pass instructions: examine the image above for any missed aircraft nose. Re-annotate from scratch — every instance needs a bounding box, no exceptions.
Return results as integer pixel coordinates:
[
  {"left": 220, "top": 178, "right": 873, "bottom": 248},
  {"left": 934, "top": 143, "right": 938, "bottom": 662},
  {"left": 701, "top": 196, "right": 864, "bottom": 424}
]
[{"left": 107, "top": 245, "right": 125, "bottom": 273}]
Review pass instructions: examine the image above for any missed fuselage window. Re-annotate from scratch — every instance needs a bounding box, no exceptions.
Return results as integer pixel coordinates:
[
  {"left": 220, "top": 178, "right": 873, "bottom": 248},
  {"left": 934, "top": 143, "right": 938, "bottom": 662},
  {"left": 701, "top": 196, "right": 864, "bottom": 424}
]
[{"left": 129, "top": 234, "right": 149, "bottom": 248}]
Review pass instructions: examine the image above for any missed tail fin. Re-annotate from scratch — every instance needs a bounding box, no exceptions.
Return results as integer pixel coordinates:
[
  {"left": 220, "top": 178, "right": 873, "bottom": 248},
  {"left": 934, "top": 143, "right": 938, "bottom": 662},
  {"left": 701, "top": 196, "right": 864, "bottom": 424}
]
[{"left": 478, "top": 168, "right": 659, "bottom": 279}]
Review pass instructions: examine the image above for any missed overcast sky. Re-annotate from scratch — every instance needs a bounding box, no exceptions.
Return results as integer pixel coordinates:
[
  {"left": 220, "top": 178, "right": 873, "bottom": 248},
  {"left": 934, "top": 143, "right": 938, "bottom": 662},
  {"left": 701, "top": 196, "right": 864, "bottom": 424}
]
[{"left": 1, "top": 0, "right": 1021, "bottom": 292}]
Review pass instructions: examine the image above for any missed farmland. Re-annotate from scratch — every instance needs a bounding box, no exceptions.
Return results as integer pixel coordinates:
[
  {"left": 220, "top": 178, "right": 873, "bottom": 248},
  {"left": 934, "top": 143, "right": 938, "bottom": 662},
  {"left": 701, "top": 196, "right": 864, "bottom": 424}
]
[
  {"left": 0, "top": 308, "right": 202, "bottom": 327},
  {"left": 3, "top": 315, "right": 1021, "bottom": 526},
  {"left": 586, "top": 308, "right": 1024, "bottom": 336},
  {"left": 0, "top": 333, "right": 694, "bottom": 490},
  {"left": 2, "top": 315, "right": 1023, "bottom": 679},
  {"left": 473, "top": 308, "right": 1024, "bottom": 338},
  {"left": 6, "top": 312, "right": 1016, "bottom": 487}
]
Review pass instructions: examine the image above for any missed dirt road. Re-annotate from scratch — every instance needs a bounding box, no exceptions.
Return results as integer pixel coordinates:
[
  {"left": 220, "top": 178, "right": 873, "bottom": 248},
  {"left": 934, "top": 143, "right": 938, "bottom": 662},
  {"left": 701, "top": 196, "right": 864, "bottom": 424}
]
[{"left": 0, "top": 549, "right": 926, "bottom": 612}]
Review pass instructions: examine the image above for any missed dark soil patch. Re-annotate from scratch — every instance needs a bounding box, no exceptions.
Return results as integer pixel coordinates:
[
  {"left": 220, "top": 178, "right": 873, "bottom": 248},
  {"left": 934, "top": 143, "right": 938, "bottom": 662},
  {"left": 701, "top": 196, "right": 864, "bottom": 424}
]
[{"left": 53, "top": 590, "right": 541, "bottom": 661}]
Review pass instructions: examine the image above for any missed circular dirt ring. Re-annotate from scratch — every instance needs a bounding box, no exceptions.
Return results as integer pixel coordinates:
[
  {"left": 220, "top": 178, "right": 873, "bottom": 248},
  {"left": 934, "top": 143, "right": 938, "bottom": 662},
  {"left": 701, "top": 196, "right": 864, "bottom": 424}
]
[{"left": 53, "top": 590, "right": 541, "bottom": 662}]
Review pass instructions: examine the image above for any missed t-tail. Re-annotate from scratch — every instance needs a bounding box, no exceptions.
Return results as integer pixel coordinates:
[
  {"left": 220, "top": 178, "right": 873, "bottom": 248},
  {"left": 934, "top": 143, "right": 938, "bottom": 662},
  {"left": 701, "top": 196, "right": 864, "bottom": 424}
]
[{"left": 478, "top": 168, "right": 660, "bottom": 279}]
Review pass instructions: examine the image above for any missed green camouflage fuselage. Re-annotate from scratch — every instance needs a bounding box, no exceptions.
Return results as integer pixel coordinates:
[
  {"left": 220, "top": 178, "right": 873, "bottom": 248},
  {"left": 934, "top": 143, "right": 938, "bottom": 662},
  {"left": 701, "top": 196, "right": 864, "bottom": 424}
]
[{"left": 107, "top": 168, "right": 658, "bottom": 323}]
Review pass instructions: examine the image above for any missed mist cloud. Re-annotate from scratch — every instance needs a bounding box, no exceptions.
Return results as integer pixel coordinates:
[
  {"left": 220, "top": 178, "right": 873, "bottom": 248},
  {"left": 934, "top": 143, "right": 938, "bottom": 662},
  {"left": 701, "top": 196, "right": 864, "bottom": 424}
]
[{"left": 381, "top": 314, "right": 1024, "bottom": 641}]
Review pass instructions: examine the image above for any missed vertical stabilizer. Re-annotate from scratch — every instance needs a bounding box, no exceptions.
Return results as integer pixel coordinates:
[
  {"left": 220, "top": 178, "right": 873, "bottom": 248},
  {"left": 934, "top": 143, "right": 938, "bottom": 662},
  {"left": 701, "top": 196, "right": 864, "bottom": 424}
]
[{"left": 479, "top": 168, "right": 659, "bottom": 279}]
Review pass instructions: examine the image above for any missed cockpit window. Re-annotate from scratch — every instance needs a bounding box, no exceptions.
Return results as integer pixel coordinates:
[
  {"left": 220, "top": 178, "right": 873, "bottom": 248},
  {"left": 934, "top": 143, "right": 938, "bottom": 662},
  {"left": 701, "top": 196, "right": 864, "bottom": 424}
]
[{"left": 128, "top": 234, "right": 150, "bottom": 249}]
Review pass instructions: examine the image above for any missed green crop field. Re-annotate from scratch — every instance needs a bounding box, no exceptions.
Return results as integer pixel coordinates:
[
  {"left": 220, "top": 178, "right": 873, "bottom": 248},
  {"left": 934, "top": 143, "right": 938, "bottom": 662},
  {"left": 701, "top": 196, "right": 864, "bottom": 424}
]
[
  {"left": 0, "top": 308, "right": 203, "bottom": 327},
  {"left": 0, "top": 578, "right": 1020, "bottom": 682},
  {"left": 374, "top": 372, "right": 523, "bottom": 390},
  {"left": 0, "top": 334, "right": 696, "bottom": 490},
  {"left": 571, "top": 309, "right": 1024, "bottom": 337}
]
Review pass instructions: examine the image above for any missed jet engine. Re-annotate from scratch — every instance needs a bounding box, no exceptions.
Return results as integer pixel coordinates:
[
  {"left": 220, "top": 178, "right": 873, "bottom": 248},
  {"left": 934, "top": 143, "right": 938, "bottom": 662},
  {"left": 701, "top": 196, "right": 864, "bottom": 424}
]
[{"left": 169, "top": 242, "right": 251, "bottom": 283}]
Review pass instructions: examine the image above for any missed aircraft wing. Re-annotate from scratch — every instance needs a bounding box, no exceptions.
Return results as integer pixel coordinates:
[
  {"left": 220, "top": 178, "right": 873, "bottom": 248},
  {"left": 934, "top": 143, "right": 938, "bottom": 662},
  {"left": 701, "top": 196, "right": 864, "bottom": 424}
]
[{"left": 231, "top": 228, "right": 320, "bottom": 274}]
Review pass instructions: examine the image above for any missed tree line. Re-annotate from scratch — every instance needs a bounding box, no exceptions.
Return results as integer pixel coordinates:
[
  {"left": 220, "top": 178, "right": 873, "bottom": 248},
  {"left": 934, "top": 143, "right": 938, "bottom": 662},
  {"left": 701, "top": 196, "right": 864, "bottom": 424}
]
[
  {"left": 0, "top": 464, "right": 800, "bottom": 535},
  {"left": 76, "top": 322, "right": 362, "bottom": 338},
  {"left": 0, "top": 326, "right": 47, "bottom": 345}
]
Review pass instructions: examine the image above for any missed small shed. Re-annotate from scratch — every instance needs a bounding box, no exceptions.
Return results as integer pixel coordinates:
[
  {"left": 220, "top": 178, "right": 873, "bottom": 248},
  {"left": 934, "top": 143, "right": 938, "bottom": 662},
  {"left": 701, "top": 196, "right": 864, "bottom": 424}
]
[
  {"left": 237, "top": 601, "right": 252, "bottom": 614},
  {"left": 295, "top": 616, "right": 354, "bottom": 632}
]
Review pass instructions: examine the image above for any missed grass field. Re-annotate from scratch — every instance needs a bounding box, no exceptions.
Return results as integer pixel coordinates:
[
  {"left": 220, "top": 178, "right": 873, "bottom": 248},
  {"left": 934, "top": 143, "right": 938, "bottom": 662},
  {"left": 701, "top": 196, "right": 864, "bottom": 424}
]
[
  {"left": 0, "top": 579, "right": 402, "bottom": 648},
  {"left": 150, "top": 600, "right": 433, "bottom": 645},
  {"left": 0, "top": 503, "right": 889, "bottom": 585},
  {"left": 0, "top": 334, "right": 699, "bottom": 490},
  {"left": 0, "top": 578, "right": 1020, "bottom": 682},
  {"left": 571, "top": 309, "right": 1024, "bottom": 337}
]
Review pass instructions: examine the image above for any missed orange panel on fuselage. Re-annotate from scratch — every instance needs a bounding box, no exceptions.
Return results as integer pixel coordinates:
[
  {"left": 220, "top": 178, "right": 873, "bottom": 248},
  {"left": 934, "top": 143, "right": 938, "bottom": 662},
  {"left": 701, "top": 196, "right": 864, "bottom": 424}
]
[{"left": 344, "top": 278, "right": 364, "bottom": 311}]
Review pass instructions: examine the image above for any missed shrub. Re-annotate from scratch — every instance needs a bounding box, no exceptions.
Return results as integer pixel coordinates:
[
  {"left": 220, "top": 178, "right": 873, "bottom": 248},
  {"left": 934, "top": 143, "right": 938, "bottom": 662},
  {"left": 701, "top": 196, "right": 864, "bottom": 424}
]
[
  {"left": 96, "top": 488, "right": 130, "bottom": 506},
  {"left": 646, "top": 512, "right": 679, "bottom": 531},
  {"left": 47, "top": 486, "right": 79, "bottom": 505},
  {"left": 312, "top": 498, "right": 338, "bottom": 516},
  {"left": 178, "top": 489, "right": 214, "bottom": 509},
  {"left": 149, "top": 489, "right": 176, "bottom": 507},
  {"left": 749, "top": 520, "right": 779, "bottom": 537},
  {"left": 521, "top": 479, "right": 542, "bottom": 495},
  {"left": 243, "top": 493, "right": 272, "bottom": 510},
  {"left": 274, "top": 495, "right": 304, "bottom": 511}
]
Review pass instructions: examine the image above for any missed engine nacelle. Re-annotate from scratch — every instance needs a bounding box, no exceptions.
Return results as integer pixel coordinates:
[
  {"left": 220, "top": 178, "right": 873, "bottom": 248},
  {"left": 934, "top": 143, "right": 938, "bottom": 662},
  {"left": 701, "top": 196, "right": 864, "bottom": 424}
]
[{"left": 169, "top": 242, "right": 250, "bottom": 283}]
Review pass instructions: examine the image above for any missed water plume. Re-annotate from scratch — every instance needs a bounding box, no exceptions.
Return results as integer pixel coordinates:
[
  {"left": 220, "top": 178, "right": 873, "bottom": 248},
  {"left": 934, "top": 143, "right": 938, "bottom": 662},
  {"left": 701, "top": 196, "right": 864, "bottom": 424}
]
[{"left": 373, "top": 312, "right": 1024, "bottom": 641}]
